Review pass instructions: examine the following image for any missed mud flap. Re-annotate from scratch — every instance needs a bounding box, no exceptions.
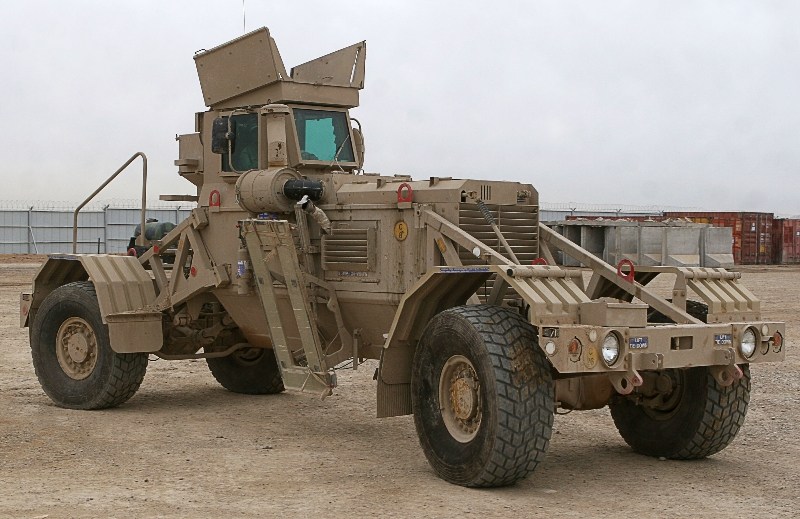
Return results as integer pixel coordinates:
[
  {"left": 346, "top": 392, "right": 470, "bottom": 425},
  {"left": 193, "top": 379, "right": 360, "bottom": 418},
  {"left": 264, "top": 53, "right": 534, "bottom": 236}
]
[{"left": 106, "top": 311, "right": 163, "bottom": 353}]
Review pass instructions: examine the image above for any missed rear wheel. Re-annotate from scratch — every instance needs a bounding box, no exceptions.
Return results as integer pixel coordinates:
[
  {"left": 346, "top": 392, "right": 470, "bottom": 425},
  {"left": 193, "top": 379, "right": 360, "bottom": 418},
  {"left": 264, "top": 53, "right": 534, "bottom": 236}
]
[
  {"left": 30, "top": 281, "right": 148, "bottom": 409},
  {"left": 411, "top": 305, "right": 554, "bottom": 487},
  {"left": 609, "top": 365, "right": 750, "bottom": 459},
  {"left": 206, "top": 346, "right": 285, "bottom": 394}
]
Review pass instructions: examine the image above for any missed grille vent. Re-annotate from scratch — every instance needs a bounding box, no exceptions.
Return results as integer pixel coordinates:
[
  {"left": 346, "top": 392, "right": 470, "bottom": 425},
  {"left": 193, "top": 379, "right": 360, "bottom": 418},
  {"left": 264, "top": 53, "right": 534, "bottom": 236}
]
[
  {"left": 322, "top": 227, "right": 376, "bottom": 272},
  {"left": 457, "top": 203, "right": 539, "bottom": 301}
]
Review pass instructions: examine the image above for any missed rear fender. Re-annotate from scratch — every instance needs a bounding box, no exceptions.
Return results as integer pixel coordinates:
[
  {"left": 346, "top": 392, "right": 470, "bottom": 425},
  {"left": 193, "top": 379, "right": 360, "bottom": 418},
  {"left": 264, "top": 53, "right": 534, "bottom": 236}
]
[
  {"left": 24, "top": 254, "right": 161, "bottom": 353},
  {"left": 24, "top": 255, "right": 89, "bottom": 328}
]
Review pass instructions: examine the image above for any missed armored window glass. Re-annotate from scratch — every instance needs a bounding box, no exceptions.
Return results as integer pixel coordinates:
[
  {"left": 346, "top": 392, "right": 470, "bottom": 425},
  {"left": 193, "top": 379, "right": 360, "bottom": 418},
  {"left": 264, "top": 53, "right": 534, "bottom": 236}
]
[
  {"left": 293, "top": 109, "right": 355, "bottom": 162},
  {"left": 222, "top": 113, "right": 259, "bottom": 172}
]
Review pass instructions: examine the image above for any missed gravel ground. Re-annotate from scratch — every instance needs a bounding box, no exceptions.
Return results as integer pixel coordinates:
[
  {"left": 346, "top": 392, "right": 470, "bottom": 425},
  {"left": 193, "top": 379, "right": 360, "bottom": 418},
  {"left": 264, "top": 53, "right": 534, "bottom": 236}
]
[{"left": 1, "top": 258, "right": 798, "bottom": 518}]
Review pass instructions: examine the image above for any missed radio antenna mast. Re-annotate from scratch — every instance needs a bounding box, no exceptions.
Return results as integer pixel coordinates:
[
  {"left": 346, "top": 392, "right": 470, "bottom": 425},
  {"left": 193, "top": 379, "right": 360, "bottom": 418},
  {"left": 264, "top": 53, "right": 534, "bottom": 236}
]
[{"left": 242, "top": 0, "right": 246, "bottom": 34}]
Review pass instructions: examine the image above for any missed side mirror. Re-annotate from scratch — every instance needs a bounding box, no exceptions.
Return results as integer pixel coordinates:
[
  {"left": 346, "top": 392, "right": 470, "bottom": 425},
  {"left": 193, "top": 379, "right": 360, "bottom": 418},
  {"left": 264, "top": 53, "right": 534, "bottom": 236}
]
[
  {"left": 211, "top": 117, "right": 234, "bottom": 154},
  {"left": 352, "top": 127, "right": 365, "bottom": 168}
]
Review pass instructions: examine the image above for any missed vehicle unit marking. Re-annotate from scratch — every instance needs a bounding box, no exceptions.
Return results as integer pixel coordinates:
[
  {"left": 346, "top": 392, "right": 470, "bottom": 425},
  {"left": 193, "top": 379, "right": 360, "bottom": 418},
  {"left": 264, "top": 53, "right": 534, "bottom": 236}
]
[
  {"left": 438, "top": 266, "right": 491, "bottom": 273},
  {"left": 714, "top": 333, "right": 733, "bottom": 346}
]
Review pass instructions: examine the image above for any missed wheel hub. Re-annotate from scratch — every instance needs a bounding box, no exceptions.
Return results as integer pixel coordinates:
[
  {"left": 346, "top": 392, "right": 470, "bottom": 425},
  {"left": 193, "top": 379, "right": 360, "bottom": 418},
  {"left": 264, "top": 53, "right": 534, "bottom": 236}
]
[
  {"left": 450, "top": 377, "right": 478, "bottom": 420},
  {"left": 67, "top": 333, "right": 90, "bottom": 363},
  {"left": 439, "top": 355, "right": 482, "bottom": 443},
  {"left": 642, "top": 370, "right": 684, "bottom": 420},
  {"left": 56, "top": 317, "right": 98, "bottom": 380}
]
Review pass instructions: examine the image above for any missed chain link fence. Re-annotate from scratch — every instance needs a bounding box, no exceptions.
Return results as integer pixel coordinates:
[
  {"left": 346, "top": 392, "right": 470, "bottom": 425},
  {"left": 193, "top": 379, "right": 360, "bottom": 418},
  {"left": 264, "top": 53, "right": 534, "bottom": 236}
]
[
  {"left": 0, "top": 199, "right": 695, "bottom": 254},
  {"left": 0, "top": 200, "right": 194, "bottom": 254}
]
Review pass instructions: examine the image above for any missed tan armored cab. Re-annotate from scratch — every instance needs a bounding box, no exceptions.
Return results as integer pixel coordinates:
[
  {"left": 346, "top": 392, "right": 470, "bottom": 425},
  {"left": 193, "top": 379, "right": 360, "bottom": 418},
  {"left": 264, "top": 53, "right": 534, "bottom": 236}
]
[{"left": 21, "top": 27, "right": 785, "bottom": 488}]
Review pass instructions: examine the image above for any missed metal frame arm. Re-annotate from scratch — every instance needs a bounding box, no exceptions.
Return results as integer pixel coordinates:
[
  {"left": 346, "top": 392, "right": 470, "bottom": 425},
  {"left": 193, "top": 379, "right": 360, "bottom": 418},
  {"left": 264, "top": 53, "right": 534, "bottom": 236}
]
[
  {"left": 539, "top": 223, "right": 701, "bottom": 324},
  {"left": 422, "top": 210, "right": 510, "bottom": 265}
]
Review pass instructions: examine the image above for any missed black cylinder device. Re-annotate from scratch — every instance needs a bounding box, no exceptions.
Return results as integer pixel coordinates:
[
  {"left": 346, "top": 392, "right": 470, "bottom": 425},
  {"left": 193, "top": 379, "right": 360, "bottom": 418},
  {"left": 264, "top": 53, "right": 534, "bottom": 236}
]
[{"left": 283, "top": 178, "right": 324, "bottom": 202}]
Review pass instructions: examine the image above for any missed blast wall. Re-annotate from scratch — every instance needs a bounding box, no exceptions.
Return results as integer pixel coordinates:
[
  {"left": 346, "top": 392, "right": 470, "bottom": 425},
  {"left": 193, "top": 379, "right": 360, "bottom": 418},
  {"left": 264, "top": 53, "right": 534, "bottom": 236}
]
[{"left": 549, "top": 220, "right": 734, "bottom": 268}]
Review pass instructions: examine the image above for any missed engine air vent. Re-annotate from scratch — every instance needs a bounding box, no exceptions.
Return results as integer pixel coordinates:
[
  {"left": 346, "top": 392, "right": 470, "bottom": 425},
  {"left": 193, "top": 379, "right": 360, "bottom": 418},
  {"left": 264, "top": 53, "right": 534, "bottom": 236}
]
[
  {"left": 322, "top": 227, "right": 376, "bottom": 272},
  {"left": 458, "top": 203, "right": 539, "bottom": 302}
]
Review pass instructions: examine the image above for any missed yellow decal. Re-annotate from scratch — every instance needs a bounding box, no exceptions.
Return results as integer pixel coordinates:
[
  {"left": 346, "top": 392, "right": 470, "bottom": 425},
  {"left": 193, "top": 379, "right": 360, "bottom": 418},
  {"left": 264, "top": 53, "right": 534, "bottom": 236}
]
[
  {"left": 435, "top": 238, "right": 447, "bottom": 254},
  {"left": 394, "top": 221, "right": 409, "bottom": 241},
  {"left": 584, "top": 346, "right": 598, "bottom": 369}
]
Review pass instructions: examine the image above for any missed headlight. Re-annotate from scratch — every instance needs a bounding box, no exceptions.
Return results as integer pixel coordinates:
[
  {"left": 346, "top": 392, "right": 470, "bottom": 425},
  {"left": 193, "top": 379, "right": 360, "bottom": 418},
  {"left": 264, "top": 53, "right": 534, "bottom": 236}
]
[
  {"left": 601, "top": 333, "right": 620, "bottom": 366},
  {"left": 544, "top": 341, "right": 557, "bottom": 356},
  {"left": 740, "top": 328, "right": 757, "bottom": 359}
]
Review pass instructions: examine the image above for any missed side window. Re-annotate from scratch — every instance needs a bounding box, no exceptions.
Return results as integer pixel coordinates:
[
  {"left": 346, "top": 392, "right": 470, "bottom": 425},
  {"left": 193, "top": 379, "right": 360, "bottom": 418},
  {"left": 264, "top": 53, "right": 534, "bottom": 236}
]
[
  {"left": 222, "top": 113, "right": 258, "bottom": 171},
  {"left": 293, "top": 109, "right": 355, "bottom": 162}
]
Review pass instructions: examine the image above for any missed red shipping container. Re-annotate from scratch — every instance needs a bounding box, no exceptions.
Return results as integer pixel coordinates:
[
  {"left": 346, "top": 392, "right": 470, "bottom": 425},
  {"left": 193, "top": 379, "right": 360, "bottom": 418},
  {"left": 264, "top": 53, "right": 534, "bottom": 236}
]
[
  {"left": 772, "top": 219, "right": 800, "bottom": 264},
  {"left": 664, "top": 211, "right": 774, "bottom": 265}
]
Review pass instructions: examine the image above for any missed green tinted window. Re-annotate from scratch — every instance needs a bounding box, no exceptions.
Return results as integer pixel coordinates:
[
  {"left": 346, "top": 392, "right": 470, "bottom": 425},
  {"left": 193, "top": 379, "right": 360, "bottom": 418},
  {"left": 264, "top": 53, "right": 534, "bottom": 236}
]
[
  {"left": 222, "top": 113, "right": 258, "bottom": 171},
  {"left": 293, "top": 109, "right": 355, "bottom": 162}
]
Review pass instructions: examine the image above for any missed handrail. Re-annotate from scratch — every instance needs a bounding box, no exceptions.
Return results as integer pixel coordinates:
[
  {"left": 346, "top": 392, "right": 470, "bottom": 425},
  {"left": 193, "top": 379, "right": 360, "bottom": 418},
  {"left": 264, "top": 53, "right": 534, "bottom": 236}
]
[{"left": 72, "top": 152, "right": 148, "bottom": 253}]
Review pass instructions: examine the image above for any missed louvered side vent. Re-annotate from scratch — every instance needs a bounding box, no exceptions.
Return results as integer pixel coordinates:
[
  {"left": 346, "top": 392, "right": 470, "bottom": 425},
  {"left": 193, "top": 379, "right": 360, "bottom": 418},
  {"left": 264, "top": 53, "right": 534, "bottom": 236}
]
[
  {"left": 457, "top": 203, "right": 539, "bottom": 302},
  {"left": 322, "top": 228, "right": 376, "bottom": 272},
  {"left": 480, "top": 184, "right": 492, "bottom": 201}
]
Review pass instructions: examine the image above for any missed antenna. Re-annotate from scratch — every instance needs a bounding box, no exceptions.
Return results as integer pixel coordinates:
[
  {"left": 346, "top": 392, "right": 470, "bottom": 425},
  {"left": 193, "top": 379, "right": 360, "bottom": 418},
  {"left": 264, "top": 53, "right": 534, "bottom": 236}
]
[{"left": 242, "top": 0, "right": 246, "bottom": 34}]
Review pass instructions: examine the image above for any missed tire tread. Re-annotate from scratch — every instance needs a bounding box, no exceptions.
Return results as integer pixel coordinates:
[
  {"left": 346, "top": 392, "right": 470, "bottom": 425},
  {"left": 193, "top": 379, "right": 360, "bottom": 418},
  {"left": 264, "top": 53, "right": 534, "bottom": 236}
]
[
  {"left": 439, "top": 305, "right": 553, "bottom": 487},
  {"left": 610, "top": 365, "right": 751, "bottom": 459},
  {"left": 31, "top": 281, "right": 147, "bottom": 409},
  {"left": 206, "top": 349, "right": 285, "bottom": 395},
  {"left": 672, "top": 366, "right": 751, "bottom": 459}
]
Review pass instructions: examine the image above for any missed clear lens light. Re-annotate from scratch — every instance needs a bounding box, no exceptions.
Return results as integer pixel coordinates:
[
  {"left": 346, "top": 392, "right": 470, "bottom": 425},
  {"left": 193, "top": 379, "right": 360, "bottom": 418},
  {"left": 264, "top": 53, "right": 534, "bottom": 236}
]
[
  {"left": 544, "top": 341, "right": 557, "bottom": 356},
  {"left": 602, "top": 334, "right": 620, "bottom": 365},
  {"left": 741, "top": 328, "right": 757, "bottom": 358}
]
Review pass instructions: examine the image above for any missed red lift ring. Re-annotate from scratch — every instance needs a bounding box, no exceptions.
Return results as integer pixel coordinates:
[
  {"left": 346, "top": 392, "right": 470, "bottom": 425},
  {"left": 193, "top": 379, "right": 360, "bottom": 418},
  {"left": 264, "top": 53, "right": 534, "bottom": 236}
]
[
  {"left": 531, "top": 258, "right": 548, "bottom": 265},
  {"left": 209, "top": 189, "right": 221, "bottom": 207},
  {"left": 397, "top": 183, "right": 413, "bottom": 203},
  {"left": 616, "top": 259, "right": 635, "bottom": 283}
]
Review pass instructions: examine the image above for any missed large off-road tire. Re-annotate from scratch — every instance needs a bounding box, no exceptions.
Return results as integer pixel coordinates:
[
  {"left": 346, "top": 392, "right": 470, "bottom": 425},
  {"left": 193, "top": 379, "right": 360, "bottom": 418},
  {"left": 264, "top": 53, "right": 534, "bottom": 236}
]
[
  {"left": 206, "top": 347, "right": 285, "bottom": 394},
  {"left": 411, "top": 305, "right": 554, "bottom": 487},
  {"left": 609, "top": 365, "right": 751, "bottom": 459},
  {"left": 30, "top": 281, "right": 148, "bottom": 409}
]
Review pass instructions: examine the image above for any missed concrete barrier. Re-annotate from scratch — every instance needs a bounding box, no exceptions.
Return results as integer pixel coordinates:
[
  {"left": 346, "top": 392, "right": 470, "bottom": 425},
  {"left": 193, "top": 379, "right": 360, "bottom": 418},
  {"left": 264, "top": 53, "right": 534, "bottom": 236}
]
[
  {"left": 547, "top": 220, "right": 734, "bottom": 268},
  {"left": 702, "top": 226, "right": 734, "bottom": 267}
]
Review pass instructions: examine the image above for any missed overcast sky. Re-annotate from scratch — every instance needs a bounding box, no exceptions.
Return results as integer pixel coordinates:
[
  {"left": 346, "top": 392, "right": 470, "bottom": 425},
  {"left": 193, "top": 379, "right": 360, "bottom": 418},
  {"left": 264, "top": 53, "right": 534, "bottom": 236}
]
[{"left": 2, "top": 1, "right": 798, "bottom": 213}]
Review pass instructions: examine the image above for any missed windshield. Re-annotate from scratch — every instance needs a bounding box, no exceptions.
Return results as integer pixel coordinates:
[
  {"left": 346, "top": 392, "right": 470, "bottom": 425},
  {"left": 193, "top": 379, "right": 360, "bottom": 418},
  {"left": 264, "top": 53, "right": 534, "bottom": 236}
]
[{"left": 293, "top": 108, "right": 355, "bottom": 163}]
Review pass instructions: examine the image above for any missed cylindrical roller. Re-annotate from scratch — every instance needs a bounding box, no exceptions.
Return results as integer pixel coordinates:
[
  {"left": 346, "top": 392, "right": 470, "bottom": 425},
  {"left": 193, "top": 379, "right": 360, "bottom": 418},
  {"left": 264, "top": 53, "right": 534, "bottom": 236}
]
[{"left": 235, "top": 167, "right": 300, "bottom": 213}]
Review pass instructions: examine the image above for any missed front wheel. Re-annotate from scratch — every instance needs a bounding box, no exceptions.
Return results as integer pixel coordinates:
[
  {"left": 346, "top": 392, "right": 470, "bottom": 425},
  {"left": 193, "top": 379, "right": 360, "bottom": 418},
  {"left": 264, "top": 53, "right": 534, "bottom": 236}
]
[
  {"left": 411, "top": 305, "right": 554, "bottom": 487},
  {"left": 609, "top": 365, "right": 750, "bottom": 459},
  {"left": 30, "top": 281, "right": 148, "bottom": 409}
]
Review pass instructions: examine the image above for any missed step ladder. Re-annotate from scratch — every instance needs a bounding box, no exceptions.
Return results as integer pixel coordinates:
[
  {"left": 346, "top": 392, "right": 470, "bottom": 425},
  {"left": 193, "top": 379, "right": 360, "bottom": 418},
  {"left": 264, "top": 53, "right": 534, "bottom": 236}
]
[{"left": 240, "top": 218, "right": 335, "bottom": 396}]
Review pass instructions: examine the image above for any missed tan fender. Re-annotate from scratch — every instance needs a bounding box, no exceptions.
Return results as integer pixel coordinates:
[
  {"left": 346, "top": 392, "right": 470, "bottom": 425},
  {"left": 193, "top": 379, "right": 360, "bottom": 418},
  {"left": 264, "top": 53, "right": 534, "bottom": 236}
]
[{"left": 25, "top": 254, "right": 162, "bottom": 353}]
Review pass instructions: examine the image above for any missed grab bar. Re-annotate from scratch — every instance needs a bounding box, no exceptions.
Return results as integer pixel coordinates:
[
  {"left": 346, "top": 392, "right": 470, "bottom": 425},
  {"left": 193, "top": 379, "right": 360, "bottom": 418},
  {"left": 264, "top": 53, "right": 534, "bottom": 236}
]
[{"left": 72, "top": 152, "right": 147, "bottom": 253}]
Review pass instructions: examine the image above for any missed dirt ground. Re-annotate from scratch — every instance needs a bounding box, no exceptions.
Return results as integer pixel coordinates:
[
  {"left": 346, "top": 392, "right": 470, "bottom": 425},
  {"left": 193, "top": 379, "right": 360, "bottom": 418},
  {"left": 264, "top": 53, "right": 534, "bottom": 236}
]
[{"left": 1, "top": 258, "right": 798, "bottom": 518}]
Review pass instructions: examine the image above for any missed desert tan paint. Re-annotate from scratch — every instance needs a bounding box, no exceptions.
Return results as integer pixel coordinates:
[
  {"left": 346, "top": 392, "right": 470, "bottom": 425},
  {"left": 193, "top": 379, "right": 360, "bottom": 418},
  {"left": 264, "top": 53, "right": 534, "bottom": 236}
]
[{"left": 24, "top": 27, "right": 784, "bottom": 419}]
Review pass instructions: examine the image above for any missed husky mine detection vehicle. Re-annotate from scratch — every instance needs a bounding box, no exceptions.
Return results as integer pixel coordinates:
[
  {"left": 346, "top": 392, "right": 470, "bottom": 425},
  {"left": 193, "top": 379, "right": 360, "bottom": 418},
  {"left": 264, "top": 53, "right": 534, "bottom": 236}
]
[{"left": 20, "top": 28, "right": 785, "bottom": 487}]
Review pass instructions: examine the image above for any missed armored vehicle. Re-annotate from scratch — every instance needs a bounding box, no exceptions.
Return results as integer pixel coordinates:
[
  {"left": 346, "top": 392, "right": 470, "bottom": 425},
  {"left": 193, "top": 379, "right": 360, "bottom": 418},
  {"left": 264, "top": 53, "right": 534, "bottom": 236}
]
[{"left": 20, "top": 28, "right": 785, "bottom": 487}]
